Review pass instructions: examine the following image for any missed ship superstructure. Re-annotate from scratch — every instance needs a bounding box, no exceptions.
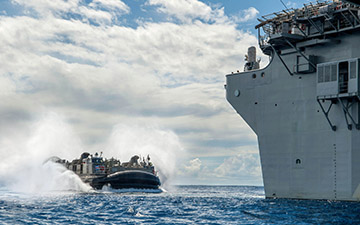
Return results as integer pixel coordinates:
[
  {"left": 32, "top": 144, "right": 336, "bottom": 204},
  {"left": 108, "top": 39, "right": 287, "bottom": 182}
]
[{"left": 226, "top": 0, "right": 360, "bottom": 200}]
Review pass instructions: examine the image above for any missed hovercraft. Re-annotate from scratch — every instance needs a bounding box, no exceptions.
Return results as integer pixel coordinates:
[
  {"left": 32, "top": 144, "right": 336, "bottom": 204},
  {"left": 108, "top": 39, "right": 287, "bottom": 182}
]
[{"left": 53, "top": 152, "right": 161, "bottom": 190}]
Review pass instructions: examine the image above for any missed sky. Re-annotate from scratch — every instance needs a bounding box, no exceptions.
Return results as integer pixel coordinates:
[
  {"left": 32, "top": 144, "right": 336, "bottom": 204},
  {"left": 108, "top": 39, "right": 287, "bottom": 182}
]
[{"left": 0, "top": 0, "right": 312, "bottom": 186}]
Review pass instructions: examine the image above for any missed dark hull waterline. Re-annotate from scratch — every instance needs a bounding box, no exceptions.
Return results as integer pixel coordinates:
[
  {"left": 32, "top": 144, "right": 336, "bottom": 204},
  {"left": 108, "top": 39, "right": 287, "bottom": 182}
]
[{"left": 89, "top": 170, "right": 161, "bottom": 190}]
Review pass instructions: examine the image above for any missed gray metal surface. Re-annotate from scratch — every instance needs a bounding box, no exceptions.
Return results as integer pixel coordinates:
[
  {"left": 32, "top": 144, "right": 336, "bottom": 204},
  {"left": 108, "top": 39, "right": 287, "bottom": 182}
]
[{"left": 226, "top": 23, "right": 360, "bottom": 200}]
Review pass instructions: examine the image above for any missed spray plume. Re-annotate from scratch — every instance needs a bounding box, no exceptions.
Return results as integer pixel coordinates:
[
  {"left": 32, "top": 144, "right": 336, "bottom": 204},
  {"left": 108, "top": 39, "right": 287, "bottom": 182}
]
[
  {"left": 0, "top": 113, "right": 91, "bottom": 193},
  {"left": 0, "top": 113, "right": 184, "bottom": 192},
  {"left": 105, "top": 123, "right": 185, "bottom": 189}
]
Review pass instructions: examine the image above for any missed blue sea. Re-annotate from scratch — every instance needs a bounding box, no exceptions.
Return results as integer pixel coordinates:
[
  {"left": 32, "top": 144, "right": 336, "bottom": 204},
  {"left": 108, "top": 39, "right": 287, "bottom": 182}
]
[{"left": 1, "top": 185, "right": 359, "bottom": 224}]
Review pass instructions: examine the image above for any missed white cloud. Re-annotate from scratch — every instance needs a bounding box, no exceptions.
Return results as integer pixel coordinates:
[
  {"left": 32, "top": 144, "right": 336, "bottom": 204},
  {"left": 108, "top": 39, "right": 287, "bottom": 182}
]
[
  {"left": 0, "top": 76, "right": 16, "bottom": 96},
  {"left": 147, "top": 0, "right": 224, "bottom": 23},
  {"left": 232, "top": 7, "right": 259, "bottom": 23},
  {"left": 0, "top": 0, "right": 265, "bottom": 185},
  {"left": 215, "top": 154, "right": 262, "bottom": 178},
  {"left": 184, "top": 158, "right": 202, "bottom": 174},
  {"left": 78, "top": 6, "right": 113, "bottom": 24},
  {"left": 90, "top": 0, "right": 130, "bottom": 13},
  {"left": 12, "top": 0, "right": 129, "bottom": 24},
  {"left": 176, "top": 150, "right": 262, "bottom": 185},
  {"left": 12, "top": 0, "right": 80, "bottom": 15},
  {"left": 0, "top": 13, "right": 260, "bottom": 96},
  {"left": 286, "top": 1, "right": 297, "bottom": 9}
]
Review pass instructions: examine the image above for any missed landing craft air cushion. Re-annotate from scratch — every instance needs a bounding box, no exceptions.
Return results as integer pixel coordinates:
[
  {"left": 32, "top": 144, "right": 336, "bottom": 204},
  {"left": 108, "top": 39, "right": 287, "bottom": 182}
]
[{"left": 51, "top": 152, "right": 161, "bottom": 190}]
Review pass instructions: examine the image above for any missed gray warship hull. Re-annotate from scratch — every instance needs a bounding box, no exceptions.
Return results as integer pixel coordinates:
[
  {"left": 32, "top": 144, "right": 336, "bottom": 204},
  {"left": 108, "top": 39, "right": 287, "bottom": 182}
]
[{"left": 226, "top": 1, "right": 360, "bottom": 201}]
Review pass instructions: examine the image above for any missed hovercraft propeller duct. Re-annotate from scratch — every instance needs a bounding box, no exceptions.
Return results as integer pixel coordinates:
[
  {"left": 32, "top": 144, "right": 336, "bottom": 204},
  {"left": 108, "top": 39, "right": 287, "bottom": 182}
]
[{"left": 342, "top": 0, "right": 360, "bottom": 6}]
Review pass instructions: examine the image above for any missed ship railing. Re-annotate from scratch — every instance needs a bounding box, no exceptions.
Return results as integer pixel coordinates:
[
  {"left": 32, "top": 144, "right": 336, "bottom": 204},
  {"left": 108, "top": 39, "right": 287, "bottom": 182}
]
[
  {"left": 256, "top": 0, "right": 360, "bottom": 51},
  {"left": 339, "top": 81, "right": 349, "bottom": 93},
  {"left": 257, "top": 0, "right": 337, "bottom": 26},
  {"left": 258, "top": 34, "right": 269, "bottom": 47}
]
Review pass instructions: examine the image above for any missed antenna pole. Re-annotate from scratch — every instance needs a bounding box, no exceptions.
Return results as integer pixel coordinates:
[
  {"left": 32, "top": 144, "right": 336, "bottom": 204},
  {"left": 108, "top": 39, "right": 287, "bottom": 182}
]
[{"left": 280, "top": 0, "right": 290, "bottom": 10}]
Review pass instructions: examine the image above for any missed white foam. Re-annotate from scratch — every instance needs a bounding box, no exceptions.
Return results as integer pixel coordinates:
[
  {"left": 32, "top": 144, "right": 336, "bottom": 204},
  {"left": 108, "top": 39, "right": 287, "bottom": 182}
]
[
  {"left": 98, "top": 186, "right": 164, "bottom": 194},
  {"left": 0, "top": 113, "right": 91, "bottom": 193},
  {"left": 0, "top": 113, "right": 182, "bottom": 193},
  {"left": 105, "top": 123, "right": 185, "bottom": 189}
]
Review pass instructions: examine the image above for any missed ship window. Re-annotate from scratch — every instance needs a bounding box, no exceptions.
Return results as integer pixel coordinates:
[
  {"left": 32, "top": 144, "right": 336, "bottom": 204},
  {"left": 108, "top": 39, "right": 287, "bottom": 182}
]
[
  {"left": 324, "top": 65, "right": 331, "bottom": 82},
  {"left": 331, "top": 64, "right": 337, "bottom": 81},
  {"left": 92, "top": 158, "right": 102, "bottom": 163},
  {"left": 318, "top": 65, "right": 324, "bottom": 83},
  {"left": 296, "top": 159, "right": 301, "bottom": 164},
  {"left": 252, "top": 74, "right": 256, "bottom": 79},
  {"left": 350, "top": 61, "right": 357, "bottom": 79},
  {"left": 339, "top": 61, "right": 349, "bottom": 94}
]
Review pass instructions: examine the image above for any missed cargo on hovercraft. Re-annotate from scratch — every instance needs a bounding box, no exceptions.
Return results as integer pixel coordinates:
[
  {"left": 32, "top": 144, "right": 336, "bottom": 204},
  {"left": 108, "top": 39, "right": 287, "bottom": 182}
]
[{"left": 53, "top": 152, "right": 161, "bottom": 190}]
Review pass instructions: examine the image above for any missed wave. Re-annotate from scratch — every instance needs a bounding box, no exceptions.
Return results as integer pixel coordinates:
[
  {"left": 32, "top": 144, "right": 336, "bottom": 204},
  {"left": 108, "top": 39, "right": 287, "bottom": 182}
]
[{"left": 98, "top": 185, "right": 166, "bottom": 194}]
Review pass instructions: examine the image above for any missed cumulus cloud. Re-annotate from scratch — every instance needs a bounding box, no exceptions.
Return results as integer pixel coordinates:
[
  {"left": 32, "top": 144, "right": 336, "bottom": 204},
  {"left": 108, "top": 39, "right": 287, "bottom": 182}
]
[
  {"left": 147, "top": 0, "right": 225, "bottom": 23},
  {"left": 0, "top": 0, "right": 265, "bottom": 185},
  {"left": 12, "top": 0, "right": 129, "bottom": 25},
  {"left": 177, "top": 151, "right": 262, "bottom": 185},
  {"left": 0, "top": 76, "right": 16, "bottom": 96},
  {"left": 78, "top": 6, "right": 113, "bottom": 24},
  {"left": 232, "top": 7, "right": 259, "bottom": 23},
  {"left": 11, "top": 0, "right": 80, "bottom": 15},
  {"left": 184, "top": 158, "right": 202, "bottom": 174},
  {"left": 286, "top": 1, "right": 298, "bottom": 9},
  {"left": 215, "top": 154, "right": 262, "bottom": 178},
  {"left": 90, "top": 0, "right": 130, "bottom": 12}
]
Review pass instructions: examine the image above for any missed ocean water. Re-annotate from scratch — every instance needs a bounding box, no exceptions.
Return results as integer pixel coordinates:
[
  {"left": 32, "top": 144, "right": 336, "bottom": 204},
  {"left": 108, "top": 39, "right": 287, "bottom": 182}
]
[{"left": 1, "top": 186, "right": 360, "bottom": 224}]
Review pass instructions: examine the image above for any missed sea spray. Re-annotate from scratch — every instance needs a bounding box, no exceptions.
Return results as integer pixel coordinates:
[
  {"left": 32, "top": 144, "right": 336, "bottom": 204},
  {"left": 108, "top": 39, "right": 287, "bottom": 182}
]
[
  {"left": 105, "top": 123, "right": 185, "bottom": 189},
  {"left": 0, "top": 113, "right": 184, "bottom": 192},
  {"left": 0, "top": 113, "right": 91, "bottom": 193}
]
